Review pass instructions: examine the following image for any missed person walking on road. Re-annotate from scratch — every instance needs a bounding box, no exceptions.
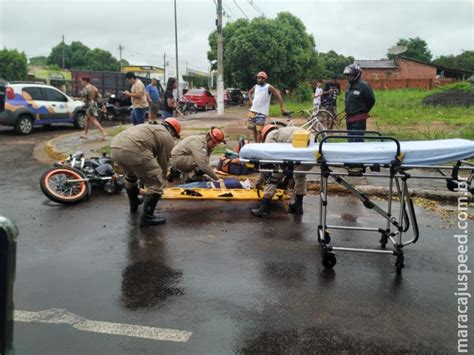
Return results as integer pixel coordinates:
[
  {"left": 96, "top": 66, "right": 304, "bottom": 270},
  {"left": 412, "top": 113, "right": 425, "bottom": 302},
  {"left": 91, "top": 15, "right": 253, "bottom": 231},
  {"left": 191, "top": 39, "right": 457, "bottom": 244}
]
[
  {"left": 122, "top": 72, "right": 149, "bottom": 125},
  {"left": 110, "top": 118, "right": 181, "bottom": 227},
  {"left": 162, "top": 77, "right": 183, "bottom": 119},
  {"left": 167, "top": 127, "right": 226, "bottom": 184},
  {"left": 146, "top": 78, "right": 160, "bottom": 124},
  {"left": 80, "top": 77, "right": 108, "bottom": 140},
  {"left": 248, "top": 71, "right": 288, "bottom": 143},
  {"left": 251, "top": 125, "right": 311, "bottom": 217},
  {"left": 343, "top": 64, "right": 375, "bottom": 142}
]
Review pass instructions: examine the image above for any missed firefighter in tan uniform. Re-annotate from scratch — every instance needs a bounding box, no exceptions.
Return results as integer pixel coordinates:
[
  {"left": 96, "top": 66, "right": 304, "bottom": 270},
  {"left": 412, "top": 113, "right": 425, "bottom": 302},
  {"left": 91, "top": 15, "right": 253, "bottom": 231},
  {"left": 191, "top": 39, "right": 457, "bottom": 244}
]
[
  {"left": 167, "top": 127, "right": 226, "bottom": 183},
  {"left": 111, "top": 118, "right": 181, "bottom": 227},
  {"left": 251, "top": 125, "right": 311, "bottom": 217}
]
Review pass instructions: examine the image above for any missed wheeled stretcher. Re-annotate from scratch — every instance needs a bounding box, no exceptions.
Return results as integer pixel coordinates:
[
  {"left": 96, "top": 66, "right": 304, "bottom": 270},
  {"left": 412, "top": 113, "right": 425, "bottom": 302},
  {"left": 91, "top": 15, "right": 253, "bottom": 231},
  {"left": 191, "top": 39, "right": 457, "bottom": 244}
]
[{"left": 240, "top": 131, "right": 474, "bottom": 274}]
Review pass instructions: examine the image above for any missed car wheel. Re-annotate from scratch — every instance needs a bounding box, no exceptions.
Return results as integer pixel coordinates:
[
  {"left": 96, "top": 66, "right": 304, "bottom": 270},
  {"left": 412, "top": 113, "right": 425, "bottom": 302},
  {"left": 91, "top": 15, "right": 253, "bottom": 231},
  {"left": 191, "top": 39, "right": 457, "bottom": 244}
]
[
  {"left": 15, "top": 115, "right": 33, "bottom": 135},
  {"left": 74, "top": 111, "right": 85, "bottom": 129},
  {"left": 204, "top": 104, "right": 208, "bottom": 111}
]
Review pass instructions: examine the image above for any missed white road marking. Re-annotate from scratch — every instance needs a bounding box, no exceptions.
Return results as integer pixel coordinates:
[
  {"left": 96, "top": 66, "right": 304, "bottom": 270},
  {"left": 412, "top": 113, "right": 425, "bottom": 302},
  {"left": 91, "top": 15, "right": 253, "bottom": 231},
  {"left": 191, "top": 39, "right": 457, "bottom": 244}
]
[{"left": 14, "top": 308, "right": 192, "bottom": 342}]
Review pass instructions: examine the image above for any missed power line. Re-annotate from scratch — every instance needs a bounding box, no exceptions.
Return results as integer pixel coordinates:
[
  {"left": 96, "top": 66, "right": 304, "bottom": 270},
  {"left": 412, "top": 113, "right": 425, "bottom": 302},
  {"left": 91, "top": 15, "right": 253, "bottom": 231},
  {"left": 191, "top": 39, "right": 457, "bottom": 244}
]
[
  {"left": 248, "top": 0, "right": 264, "bottom": 17},
  {"left": 223, "top": 0, "right": 235, "bottom": 19},
  {"left": 232, "top": 0, "right": 249, "bottom": 19},
  {"left": 222, "top": 3, "right": 234, "bottom": 20}
]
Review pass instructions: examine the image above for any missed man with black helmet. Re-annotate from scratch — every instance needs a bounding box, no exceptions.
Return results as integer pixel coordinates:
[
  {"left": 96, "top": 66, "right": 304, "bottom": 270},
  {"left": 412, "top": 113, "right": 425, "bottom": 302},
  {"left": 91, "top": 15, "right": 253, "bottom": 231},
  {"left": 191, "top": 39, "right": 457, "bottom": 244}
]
[
  {"left": 111, "top": 118, "right": 181, "bottom": 227},
  {"left": 343, "top": 64, "right": 375, "bottom": 142}
]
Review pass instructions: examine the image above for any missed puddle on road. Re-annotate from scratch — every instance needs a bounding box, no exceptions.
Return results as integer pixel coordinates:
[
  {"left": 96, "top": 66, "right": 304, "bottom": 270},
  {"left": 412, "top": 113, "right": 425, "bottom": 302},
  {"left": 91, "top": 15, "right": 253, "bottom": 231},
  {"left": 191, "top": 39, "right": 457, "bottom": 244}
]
[{"left": 120, "top": 261, "right": 183, "bottom": 310}]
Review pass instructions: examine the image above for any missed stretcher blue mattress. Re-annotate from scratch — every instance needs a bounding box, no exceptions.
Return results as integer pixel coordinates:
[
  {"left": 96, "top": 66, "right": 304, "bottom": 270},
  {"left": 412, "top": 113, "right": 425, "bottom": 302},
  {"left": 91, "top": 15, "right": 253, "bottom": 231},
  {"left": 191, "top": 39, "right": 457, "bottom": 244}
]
[{"left": 239, "top": 139, "right": 474, "bottom": 165}]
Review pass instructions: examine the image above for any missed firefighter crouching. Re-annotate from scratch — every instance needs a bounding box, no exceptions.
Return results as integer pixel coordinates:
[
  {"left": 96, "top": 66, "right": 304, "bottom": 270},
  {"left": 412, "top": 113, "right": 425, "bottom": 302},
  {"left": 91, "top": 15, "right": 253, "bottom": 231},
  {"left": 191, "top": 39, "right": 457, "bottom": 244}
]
[
  {"left": 111, "top": 118, "right": 181, "bottom": 227},
  {"left": 167, "top": 127, "right": 226, "bottom": 183},
  {"left": 251, "top": 125, "right": 312, "bottom": 217}
]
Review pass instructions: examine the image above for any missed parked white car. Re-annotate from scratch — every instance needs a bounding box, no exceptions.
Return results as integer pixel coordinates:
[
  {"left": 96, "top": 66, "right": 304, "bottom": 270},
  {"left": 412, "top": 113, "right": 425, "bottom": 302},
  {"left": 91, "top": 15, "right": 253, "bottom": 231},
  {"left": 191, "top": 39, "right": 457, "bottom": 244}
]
[{"left": 0, "top": 82, "right": 85, "bottom": 134}]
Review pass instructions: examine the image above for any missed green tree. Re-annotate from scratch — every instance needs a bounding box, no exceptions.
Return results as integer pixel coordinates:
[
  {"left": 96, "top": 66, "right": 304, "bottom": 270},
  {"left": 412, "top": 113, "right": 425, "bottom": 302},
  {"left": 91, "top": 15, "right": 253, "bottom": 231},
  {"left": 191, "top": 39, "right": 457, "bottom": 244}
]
[
  {"left": 316, "top": 50, "right": 354, "bottom": 78},
  {"left": 47, "top": 40, "right": 122, "bottom": 71},
  {"left": 85, "top": 48, "right": 120, "bottom": 71},
  {"left": 0, "top": 48, "right": 28, "bottom": 81},
  {"left": 47, "top": 42, "right": 73, "bottom": 68},
  {"left": 29, "top": 56, "right": 48, "bottom": 66},
  {"left": 69, "top": 41, "right": 90, "bottom": 69},
  {"left": 433, "top": 51, "right": 474, "bottom": 72},
  {"left": 387, "top": 37, "right": 432, "bottom": 62},
  {"left": 208, "top": 13, "right": 317, "bottom": 90}
]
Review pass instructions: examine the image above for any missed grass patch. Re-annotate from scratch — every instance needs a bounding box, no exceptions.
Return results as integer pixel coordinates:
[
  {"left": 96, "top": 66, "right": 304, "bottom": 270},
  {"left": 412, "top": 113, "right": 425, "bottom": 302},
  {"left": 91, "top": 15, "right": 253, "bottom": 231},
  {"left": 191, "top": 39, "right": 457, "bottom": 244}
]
[
  {"left": 212, "top": 145, "right": 227, "bottom": 154},
  {"left": 270, "top": 85, "right": 474, "bottom": 140},
  {"left": 98, "top": 145, "right": 112, "bottom": 155},
  {"left": 108, "top": 125, "right": 127, "bottom": 137}
]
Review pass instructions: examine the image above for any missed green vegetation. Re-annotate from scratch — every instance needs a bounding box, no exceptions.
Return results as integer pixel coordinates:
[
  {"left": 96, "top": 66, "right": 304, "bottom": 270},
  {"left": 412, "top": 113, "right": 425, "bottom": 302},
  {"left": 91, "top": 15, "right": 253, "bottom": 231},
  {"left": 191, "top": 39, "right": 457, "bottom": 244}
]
[
  {"left": 108, "top": 125, "right": 127, "bottom": 137},
  {"left": 98, "top": 145, "right": 112, "bottom": 155},
  {"left": 0, "top": 48, "right": 28, "bottom": 81},
  {"left": 46, "top": 41, "right": 128, "bottom": 72},
  {"left": 269, "top": 84, "right": 474, "bottom": 140},
  {"left": 429, "top": 81, "right": 474, "bottom": 94}
]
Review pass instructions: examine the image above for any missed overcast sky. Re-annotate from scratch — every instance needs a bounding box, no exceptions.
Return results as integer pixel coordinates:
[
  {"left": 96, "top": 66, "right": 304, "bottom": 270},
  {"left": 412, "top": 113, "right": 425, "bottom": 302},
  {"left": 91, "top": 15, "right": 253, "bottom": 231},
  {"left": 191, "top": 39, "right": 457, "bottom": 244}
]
[{"left": 0, "top": 0, "right": 472, "bottom": 74}]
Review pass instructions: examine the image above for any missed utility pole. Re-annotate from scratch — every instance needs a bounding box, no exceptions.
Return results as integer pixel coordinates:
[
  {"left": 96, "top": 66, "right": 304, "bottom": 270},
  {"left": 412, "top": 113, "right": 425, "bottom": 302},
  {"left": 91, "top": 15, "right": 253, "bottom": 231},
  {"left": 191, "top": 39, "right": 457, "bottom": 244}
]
[
  {"left": 118, "top": 44, "right": 124, "bottom": 72},
  {"left": 61, "top": 35, "right": 65, "bottom": 70},
  {"left": 216, "top": 0, "right": 224, "bottom": 116},
  {"left": 174, "top": 0, "right": 180, "bottom": 97}
]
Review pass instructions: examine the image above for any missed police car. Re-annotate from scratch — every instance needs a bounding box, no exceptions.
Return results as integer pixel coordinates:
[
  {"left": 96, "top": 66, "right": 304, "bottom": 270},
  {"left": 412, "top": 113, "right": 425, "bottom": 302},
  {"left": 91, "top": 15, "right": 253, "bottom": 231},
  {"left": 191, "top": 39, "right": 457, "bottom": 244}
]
[{"left": 0, "top": 82, "right": 85, "bottom": 135}]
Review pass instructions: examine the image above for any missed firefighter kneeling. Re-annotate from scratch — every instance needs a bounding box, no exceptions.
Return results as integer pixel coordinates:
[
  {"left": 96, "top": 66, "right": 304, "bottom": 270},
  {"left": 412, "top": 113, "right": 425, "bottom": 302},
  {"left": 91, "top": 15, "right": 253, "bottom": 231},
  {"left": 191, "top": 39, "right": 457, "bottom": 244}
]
[
  {"left": 111, "top": 118, "right": 181, "bottom": 227},
  {"left": 167, "top": 127, "right": 226, "bottom": 184},
  {"left": 251, "top": 125, "right": 311, "bottom": 217}
]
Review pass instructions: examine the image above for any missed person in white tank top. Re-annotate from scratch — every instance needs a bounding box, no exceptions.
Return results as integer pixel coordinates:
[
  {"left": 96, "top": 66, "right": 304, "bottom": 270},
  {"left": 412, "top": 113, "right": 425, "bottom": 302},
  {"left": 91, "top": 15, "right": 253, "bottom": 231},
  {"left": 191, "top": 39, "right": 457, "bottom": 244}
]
[{"left": 247, "top": 71, "right": 288, "bottom": 142}]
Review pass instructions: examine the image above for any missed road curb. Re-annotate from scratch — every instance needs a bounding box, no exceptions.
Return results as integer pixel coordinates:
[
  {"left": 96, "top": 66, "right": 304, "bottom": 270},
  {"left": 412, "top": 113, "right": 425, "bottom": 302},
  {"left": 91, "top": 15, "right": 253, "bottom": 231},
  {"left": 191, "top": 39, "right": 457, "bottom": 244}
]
[{"left": 44, "top": 132, "right": 78, "bottom": 161}]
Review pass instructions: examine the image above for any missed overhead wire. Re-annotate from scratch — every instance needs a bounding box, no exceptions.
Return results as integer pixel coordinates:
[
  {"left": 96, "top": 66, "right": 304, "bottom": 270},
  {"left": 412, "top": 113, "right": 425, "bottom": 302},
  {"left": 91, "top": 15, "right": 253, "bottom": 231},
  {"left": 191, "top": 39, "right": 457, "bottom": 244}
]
[{"left": 232, "top": 0, "right": 250, "bottom": 19}]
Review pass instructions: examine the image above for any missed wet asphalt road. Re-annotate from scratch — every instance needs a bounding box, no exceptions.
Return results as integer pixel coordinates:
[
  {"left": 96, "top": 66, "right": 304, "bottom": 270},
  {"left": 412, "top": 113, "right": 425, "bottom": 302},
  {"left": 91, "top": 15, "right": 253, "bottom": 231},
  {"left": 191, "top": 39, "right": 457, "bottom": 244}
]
[{"left": 0, "top": 127, "right": 472, "bottom": 354}]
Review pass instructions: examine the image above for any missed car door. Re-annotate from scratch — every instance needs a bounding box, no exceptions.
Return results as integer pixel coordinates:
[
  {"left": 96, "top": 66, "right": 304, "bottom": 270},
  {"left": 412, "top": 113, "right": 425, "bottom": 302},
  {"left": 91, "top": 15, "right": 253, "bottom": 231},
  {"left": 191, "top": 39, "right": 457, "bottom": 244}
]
[
  {"left": 206, "top": 91, "right": 215, "bottom": 107},
  {"left": 21, "top": 86, "right": 51, "bottom": 122},
  {"left": 43, "top": 87, "right": 71, "bottom": 121}
]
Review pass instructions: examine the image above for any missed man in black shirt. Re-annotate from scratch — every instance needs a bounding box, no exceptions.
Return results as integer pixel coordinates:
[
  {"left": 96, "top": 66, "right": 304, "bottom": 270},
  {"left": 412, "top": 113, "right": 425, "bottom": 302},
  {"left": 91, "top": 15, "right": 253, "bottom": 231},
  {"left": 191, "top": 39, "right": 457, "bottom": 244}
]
[
  {"left": 322, "top": 76, "right": 340, "bottom": 118},
  {"left": 343, "top": 64, "right": 375, "bottom": 142}
]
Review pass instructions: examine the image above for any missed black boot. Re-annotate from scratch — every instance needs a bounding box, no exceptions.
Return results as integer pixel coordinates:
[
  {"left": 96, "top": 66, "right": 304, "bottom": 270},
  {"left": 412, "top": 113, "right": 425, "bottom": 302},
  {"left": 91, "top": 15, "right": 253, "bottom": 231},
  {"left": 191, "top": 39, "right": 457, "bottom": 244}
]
[
  {"left": 126, "top": 184, "right": 142, "bottom": 213},
  {"left": 288, "top": 194, "right": 304, "bottom": 215},
  {"left": 251, "top": 198, "right": 272, "bottom": 217},
  {"left": 167, "top": 167, "right": 181, "bottom": 182},
  {"left": 140, "top": 193, "right": 166, "bottom": 227}
]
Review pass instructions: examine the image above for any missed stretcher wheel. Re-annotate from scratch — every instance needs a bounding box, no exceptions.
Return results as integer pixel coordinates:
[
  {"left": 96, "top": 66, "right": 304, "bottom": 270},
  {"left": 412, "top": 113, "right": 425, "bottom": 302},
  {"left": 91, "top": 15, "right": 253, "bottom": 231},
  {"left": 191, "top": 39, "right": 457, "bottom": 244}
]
[
  {"left": 322, "top": 251, "right": 337, "bottom": 269},
  {"left": 317, "top": 226, "right": 331, "bottom": 245},
  {"left": 395, "top": 254, "right": 404, "bottom": 275},
  {"left": 379, "top": 233, "right": 388, "bottom": 249}
]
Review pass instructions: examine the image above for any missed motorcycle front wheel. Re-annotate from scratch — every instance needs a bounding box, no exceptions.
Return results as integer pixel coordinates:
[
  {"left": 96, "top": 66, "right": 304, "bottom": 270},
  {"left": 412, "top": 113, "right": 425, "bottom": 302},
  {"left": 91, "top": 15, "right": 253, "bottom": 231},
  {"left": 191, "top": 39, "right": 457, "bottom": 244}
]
[{"left": 40, "top": 167, "right": 91, "bottom": 205}]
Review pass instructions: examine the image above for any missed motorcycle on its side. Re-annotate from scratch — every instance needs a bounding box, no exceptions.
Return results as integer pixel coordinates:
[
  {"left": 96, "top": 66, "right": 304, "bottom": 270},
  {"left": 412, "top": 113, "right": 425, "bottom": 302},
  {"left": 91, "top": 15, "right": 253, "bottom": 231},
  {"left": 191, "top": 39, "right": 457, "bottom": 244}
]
[{"left": 40, "top": 152, "right": 124, "bottom": 205}]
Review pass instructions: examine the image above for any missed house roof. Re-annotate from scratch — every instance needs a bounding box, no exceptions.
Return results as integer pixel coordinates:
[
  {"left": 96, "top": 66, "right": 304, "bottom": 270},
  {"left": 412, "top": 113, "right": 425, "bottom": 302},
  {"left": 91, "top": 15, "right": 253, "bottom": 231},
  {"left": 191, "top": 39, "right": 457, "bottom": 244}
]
[{"left": 354, "top": 59, "right": 398, "bottom": 69}]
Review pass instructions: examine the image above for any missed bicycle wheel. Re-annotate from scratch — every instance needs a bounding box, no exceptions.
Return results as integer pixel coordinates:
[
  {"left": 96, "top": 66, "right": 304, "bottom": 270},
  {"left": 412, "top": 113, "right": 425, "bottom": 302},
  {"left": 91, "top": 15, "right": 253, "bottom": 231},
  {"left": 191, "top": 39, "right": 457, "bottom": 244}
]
[{"left": 316, "top": 110, "right": 335, "bottom": 130}]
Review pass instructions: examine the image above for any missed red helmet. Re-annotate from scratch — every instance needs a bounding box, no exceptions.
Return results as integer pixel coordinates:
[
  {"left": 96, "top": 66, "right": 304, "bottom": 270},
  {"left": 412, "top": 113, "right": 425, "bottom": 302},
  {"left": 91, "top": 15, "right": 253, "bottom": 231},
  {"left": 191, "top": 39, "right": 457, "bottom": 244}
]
[
  {"left": 260, "top": 124, "right": 278, "bottom": 142},
  {"left": 256, "top": 71, "right": 268, "bottom": 79},
  {"left": 209, "top": 127, "right": 226, "bottom": 144},
  {"left": 163, "top": 118, "right": 181, "bottom": 138}
]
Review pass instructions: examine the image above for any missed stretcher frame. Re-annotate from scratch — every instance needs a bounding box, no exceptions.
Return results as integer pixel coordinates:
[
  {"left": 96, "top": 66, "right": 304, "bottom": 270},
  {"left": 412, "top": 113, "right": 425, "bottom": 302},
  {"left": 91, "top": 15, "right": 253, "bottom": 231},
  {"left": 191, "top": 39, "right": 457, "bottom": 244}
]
[{"left": 241, "top": 130, "right": 474, "bottom": 274}]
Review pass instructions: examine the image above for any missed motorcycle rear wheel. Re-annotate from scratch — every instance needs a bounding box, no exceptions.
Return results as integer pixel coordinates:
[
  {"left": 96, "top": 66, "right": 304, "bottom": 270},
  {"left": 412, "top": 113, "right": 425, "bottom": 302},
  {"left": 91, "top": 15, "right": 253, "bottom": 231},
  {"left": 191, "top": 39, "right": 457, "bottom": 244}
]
[{"left": 40, "top": 167, "right": 91, "bottom": 205}]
